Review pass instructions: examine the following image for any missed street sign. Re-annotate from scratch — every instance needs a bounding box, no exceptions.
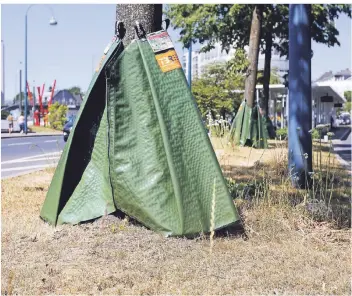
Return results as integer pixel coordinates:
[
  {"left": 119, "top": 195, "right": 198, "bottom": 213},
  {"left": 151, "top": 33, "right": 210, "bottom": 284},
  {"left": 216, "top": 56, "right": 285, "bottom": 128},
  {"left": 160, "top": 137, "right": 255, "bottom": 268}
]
[{"left": 321, "top": 95, "right": 333, "bottom": 102}]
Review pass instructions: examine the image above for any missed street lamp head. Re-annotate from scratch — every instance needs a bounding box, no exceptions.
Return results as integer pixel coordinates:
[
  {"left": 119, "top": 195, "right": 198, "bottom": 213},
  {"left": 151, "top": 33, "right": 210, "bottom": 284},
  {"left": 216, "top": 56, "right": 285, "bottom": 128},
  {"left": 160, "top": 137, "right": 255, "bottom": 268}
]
[{"left": 49, "top": 16, "right": 58, "bottom": 26}]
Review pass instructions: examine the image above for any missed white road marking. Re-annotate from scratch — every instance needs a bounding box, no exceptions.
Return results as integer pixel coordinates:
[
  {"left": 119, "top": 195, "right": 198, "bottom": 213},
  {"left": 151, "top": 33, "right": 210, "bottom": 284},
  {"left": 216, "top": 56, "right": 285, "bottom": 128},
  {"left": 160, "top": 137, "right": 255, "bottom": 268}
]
[
  {"left": 333, "top": 147, "right": 351, "bottom": 152},
  {"left": 8, "top": 142, "right": 32, "bottom": 146},
  {"left": 1, "top": 163, "right": 57, "bottom": 172},
  {"left": 1, "top": 151, "right": 63, "bottom": 164},
  {"left": 1, "top": 156, "right": 60, "bottom": 165},
  {"left": 44, "top": 140, "right": 59, "bottom": 143}
]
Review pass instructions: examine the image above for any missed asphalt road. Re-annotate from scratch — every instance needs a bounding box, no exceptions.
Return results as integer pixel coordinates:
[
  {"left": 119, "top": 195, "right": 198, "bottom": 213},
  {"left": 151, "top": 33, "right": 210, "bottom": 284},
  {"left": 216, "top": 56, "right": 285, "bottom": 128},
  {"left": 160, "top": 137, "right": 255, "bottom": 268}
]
[
  {"left": 333, "top": 128, "right": 352, "bottom": 168},
  {"left": 1, "top": 127, "right": 350, "bottom": 179},
  {"left": 1, "top": 135, "right": 65, "bottom": 179}
]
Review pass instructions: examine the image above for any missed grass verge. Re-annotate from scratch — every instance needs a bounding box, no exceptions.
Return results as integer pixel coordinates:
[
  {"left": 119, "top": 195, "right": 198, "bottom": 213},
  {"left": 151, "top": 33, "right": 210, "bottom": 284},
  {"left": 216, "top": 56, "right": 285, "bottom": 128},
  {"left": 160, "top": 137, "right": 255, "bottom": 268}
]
[
  {"left": 29, "top": 126, "right": 61, "bottom": 134},
  {"left": 1, "top": 139, "right": 351, "bottom": 295}
]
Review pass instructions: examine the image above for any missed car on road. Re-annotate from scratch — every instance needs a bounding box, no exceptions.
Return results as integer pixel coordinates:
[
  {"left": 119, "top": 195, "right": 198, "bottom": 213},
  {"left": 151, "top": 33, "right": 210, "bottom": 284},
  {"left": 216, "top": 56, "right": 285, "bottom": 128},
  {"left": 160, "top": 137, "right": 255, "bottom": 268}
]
[
  {"left": 336, "top": 113, "right": 351, "bottom": 126},
  {"left": 63, "top": 116, "right": 76, "bottom": 142}
]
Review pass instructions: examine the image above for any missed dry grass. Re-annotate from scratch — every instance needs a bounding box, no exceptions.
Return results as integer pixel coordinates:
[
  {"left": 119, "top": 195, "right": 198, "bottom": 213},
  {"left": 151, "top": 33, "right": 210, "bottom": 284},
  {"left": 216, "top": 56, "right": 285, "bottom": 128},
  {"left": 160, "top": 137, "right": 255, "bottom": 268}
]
[{"left": 1, "top": 139, "right": 351, "bottom": 295}]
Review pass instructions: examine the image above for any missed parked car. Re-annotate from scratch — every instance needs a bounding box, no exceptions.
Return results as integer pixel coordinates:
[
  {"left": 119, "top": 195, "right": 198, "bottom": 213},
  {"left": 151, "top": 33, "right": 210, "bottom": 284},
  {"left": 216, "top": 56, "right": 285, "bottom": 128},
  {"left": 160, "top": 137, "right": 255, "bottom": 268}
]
[
  {"left": 63, "top": 116, "right": 76, "bottom": 142},
  {"left": 337, "top": 113, "right": 351, "bottom": 126}
]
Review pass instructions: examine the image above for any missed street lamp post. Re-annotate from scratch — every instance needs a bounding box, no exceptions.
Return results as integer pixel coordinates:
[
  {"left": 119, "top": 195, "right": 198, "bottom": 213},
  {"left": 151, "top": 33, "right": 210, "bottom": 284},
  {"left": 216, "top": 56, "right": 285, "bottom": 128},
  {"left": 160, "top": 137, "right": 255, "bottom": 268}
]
[
  {"left": 1, "top": 40, "right": 5, "bottom": 106},
  {"left": 19, "top": 63, "right": 22, "bottom": 112},
  {"left": 24, "top": 5, "right": 57, "bottom": 134}
]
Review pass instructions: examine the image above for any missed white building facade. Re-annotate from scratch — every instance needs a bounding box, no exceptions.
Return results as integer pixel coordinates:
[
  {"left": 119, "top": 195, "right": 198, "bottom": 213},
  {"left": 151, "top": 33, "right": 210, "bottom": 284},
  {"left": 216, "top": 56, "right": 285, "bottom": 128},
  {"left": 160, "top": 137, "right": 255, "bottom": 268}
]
[
  {"left": 182, "top": 43, "right": 289, "bottom": 82},
  {"left": 312, "top": 69, "right": 351, "bottom": 125},
  {"left": 260, "top": 69, "right": 351, "bottom": 128}
]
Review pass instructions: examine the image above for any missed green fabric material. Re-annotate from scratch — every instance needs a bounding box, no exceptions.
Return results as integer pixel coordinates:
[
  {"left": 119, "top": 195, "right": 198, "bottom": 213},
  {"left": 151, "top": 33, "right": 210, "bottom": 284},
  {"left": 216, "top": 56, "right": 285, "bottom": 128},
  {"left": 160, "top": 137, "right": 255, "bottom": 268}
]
[
  {"left": 250, "top": 106, "right": 269, "bottom": 149},
  {"left": 40, "top": 37, "right": 240, "bottom": 237},
  {"left": 40, "top": 40, "right": 124, "bottom": 225},
  {"left": 229, "top": 101, "right": 268, "bottom": 149},
  {"left": 57, "top": 108, "right": 116, "bottom": 225},
  {"left": 229, "top": 101, "right": 245, "bottom": 145},
  {"left": 240, "top": 103, "right": 252, "bottom": 146}
]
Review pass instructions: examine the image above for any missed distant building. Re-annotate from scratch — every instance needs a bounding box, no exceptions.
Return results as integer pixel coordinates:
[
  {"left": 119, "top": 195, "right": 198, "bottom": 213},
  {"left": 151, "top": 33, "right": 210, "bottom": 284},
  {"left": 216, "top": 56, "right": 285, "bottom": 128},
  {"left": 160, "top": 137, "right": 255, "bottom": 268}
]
[
  {"left": 182, "top": 43, "right": 289, "bottom": 82},
  {"left": 261, "top": 69, "right": 351, "bottom": 129},
  {"left": 51, "top": 89, "right": 83, "bottom": 117},
  {"left": 313, "top": 68, "right": 352, "bottom": 100}
]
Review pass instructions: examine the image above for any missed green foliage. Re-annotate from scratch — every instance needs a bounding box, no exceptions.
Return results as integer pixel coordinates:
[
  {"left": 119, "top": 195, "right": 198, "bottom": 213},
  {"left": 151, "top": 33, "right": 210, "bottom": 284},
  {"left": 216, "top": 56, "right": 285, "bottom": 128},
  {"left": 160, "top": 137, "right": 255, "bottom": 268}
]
[
  {"left": 257, "top": 67, "right": 282, "bottom": 84},
  {"left": 167, "top": 4, "right": 351, "bottom": 57},
  {"left": 166, "top": 4, "right": 351, "bottom": 90},
  {"left": 13, "top": 92, "right": 24, "bottom": 104},
  {"left": 1, "top": 110, "right": 10, "bottom": 120},
  {"left": 344, "top": 102, "right": 351, "bottom": 113},
  {"left": 192, "top": 55, "right": 245, "bottom": 118},
  {"left": 344, "top": 91, "right": 352, "bottom": 102},
  {"left": 311, "top": 128, "right": 320, "bottom": 140},
  {"left": 167, "top": 4, "right": 351, "bottom": 137},
  {"left": 48, "top": 102, "right": 68, "bottom": 130},
  {"left": 276, "top": 127, "right": 288, "bottom": 140},
  {"left": 68, "top": 86, "right": 83, "bottom": 95},
  {"left": 226, "top": 177, "right": 268, "bottom": 200},
  {"left": 192, "top": 49, "right": 281, "bottom": 118}
]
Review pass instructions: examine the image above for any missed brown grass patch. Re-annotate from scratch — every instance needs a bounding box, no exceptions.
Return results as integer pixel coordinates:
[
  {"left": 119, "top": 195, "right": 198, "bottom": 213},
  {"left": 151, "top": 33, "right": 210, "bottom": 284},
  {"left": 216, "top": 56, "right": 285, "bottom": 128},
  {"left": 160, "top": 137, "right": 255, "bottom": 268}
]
[{"left": 2, "top": 159, "right": 351, "bottom": 295}]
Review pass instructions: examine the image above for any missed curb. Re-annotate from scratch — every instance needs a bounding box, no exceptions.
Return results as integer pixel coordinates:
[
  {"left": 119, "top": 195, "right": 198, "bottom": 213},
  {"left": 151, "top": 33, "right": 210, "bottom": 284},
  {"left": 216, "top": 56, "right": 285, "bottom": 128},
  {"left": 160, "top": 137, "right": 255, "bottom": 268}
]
[
  {"left": 1, "top": 133, "right": 62, "bottom": 139},
  {"left": 339, "top": 127, "right": 351, "bottom": 141}
]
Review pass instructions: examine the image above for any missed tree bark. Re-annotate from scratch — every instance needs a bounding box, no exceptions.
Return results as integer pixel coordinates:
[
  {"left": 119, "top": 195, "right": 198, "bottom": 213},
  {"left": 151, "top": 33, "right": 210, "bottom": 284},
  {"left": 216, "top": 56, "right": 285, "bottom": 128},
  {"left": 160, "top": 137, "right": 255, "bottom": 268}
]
[
  {"left": 262, "top": 30, "right": 273, "bottom": 116},
  {"left": 244, "top": 5, "right": 263, "bottom": 108},
  {"left": 115, "top": 4, "right": 163, "bottom": 45}
]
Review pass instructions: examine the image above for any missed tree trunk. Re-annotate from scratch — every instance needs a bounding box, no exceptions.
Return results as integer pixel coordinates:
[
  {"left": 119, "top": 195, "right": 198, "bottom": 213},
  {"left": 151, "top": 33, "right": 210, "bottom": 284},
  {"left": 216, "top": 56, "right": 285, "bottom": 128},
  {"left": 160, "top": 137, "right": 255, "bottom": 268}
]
[
  {"left": 262, "top": 30, "right": 273, "bottom": 116},
  {"left": 244, "top": 5, "right": 263, "bottom": 108},
  {"left": 115, "top": 4, "right": 163, "bottom": 45}
]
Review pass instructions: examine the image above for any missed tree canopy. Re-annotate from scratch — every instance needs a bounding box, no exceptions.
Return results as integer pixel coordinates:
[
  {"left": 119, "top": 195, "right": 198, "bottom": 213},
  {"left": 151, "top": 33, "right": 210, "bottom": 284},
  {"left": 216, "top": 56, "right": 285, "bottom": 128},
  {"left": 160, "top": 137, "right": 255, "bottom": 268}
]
[
  {"left": 166, "top": 4, "right": 351, "bottom": 116},
  {"left": 192, "top": 49, "right": 281, "bottom": 118},
  {"left": 344, "top": 90, "right": 352, "bottom": 112},
  {"left": 166, "top": 4, "right": 351, "bottom": 57},
  {"left": 67, "top": 86, "right": 83, "bottom": 96},
  {"left": 13, "top": 92, "right": 24, "bottom": 105}
]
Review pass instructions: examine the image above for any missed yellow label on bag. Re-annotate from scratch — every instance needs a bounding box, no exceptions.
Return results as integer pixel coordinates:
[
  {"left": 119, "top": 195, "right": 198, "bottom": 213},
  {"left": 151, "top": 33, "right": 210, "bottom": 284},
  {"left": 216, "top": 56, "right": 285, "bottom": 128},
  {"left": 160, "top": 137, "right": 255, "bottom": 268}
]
[
  {"left": 95, "top": 55, "right": 106, "bottom": 72},
  {"left": 155, "top": 50, "right": 182, "bottom": 73}
]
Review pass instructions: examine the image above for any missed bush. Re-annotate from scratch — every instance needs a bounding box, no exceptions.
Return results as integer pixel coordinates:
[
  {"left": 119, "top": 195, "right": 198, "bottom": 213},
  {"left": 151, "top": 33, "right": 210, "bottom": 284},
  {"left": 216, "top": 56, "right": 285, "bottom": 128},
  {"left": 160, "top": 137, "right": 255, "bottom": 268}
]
[
  {"left": 1, "top": 110, "right": 10, "bottom": 120},
  {"left": 276, "top": 127, "right": 288, "bottom": 140},
  {"left": 226, "top": 177, "right": 267, "bottom": 201},
  {"left": 310, "top": 128, "right": 320, "bottom": 140},
  {"left": 48, "top": 102, "right": 68, "bottom": 130}
]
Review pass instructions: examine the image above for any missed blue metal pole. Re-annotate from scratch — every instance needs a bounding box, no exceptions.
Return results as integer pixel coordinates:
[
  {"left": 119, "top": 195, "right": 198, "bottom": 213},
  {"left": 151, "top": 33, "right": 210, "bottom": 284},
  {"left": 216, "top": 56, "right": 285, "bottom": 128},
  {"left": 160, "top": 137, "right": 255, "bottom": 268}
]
[
  {"left": 288, "top": 4, "right": 313, "bottom": 189},
  {"left": 187, "top": 42, "right": 192, "bottom": 90},
  {"left": 24, "top": 14, "right": 28, "bottom": 134}
]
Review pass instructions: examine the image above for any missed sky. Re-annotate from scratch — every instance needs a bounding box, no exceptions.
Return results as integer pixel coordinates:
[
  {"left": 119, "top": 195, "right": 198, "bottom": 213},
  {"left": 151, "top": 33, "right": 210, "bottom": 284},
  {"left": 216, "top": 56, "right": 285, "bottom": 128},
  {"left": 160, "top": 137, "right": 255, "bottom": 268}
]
[{"left": 1, "top": 4, "right": 351, "bottom": 104}]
